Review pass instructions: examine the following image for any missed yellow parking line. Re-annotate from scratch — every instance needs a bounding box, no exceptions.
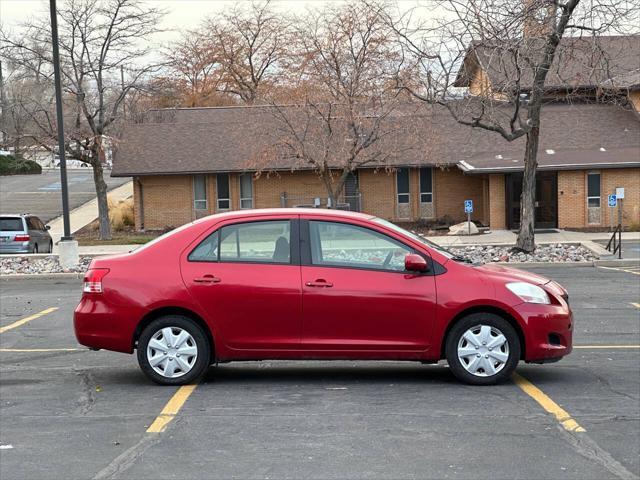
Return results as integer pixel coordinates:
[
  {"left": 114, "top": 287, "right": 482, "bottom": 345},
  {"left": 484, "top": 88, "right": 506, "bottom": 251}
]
[
  {"left": 0, "top": 307, "right": 58, "bottom": 334},
  {"left": 574, "top": 345, "right": 640, "bottom": 349},
  {"left": 0, "top": 348, "right": 81, "bottom": 352},
  {"left": 146, "top": 384, "right": 198, "bottom": 433},
  {"left": 513, "top": 372, "right": 586, "bottom": 433}
]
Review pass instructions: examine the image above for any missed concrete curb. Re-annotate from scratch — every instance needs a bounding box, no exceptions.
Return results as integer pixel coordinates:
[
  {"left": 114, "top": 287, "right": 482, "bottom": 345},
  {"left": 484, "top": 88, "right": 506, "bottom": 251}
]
[
  {"left": 0, "top": 252, "right": 118, "bottom": 259},
  {"left": 0, "top": 273, "right": 84, "bottom": 281}
]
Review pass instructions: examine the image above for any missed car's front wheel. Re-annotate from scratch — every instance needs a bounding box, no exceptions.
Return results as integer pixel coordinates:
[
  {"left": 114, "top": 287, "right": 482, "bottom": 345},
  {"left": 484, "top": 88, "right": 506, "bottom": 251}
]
[
  {"left": 137, "top": 315, "right": 210, "bottom": 385},
  {"left": 445, "top": 313, "right": 520, "bottom": 385}
]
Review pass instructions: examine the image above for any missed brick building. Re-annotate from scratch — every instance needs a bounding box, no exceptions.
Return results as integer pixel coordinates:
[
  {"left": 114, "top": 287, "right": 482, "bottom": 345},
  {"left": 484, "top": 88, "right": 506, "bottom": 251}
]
[{"left": 112, "top": 36, "right": 640, "bottom": 232}]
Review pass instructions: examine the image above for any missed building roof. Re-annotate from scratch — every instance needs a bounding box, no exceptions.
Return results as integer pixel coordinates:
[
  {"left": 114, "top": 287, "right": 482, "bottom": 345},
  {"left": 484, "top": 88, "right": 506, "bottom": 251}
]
[
  {"left": 454, "top": 35, "right": 640, "bottom": 91},
  {"left": 112, "top": 102, "right": 640, "bottom": 177}
]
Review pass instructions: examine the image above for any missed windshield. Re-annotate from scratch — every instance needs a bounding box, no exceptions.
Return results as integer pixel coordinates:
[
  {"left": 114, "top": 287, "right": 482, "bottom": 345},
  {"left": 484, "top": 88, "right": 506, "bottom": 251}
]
[{"left": 372, "top": 218, "right": 455, "bottom": 259}]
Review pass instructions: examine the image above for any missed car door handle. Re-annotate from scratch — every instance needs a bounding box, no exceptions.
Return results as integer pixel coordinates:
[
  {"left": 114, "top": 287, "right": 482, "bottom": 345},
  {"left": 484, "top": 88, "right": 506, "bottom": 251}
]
[
  {"left": 193, "top": 274, "right": 221, "bottom": 284},
  {"left": 305, "top": 279, "right": 333, "bottom": 288}
]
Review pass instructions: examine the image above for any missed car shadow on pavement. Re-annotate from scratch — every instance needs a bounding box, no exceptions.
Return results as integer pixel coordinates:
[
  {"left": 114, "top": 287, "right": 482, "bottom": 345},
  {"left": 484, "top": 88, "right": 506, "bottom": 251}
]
[{"left": 200, "top": 362, "right": 459, "bottom": 385}]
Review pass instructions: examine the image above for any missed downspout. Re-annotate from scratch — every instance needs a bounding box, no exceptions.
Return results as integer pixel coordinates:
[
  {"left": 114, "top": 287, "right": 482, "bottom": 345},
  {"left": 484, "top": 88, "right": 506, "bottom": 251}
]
[{"left": 136, "top": 177, "right": 144, "bottom": 230}]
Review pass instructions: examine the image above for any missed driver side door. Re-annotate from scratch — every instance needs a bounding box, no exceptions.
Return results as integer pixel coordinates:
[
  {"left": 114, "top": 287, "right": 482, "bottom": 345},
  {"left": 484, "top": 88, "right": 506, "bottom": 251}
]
[{"left": 300, "top": 219, "right": 437, "bottom": 356}]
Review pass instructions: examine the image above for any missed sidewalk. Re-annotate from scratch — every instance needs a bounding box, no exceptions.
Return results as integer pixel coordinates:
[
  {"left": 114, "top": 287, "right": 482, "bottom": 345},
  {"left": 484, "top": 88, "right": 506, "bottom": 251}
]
[
  {"left": 47, "top": 181, "right": 133, "bottom": 253},
  {"left": 424, "top": 229, "right": 640, "bottom": 247}
]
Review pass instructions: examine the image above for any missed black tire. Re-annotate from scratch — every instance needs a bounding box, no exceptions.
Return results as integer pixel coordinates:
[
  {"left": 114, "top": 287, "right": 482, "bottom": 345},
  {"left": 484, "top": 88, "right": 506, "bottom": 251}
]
[
  {"left": 33, "top": 243, "right": 38, "bottom": 254},
  {"left": 445, "top": 313, "right": 520, "bottom": 385},
  {"left": 137, "top": 315, "right": 210, "bottom": 385},
  {"left": 49, "top": 241, "right": 53, "bottom": 253}
]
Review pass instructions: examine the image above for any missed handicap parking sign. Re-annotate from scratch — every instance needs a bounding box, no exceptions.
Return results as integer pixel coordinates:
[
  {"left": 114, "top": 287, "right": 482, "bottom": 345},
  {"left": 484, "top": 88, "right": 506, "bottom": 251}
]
[
  {"left": 608, "top": 194, "right": 617, "bottom": 207},
  {"left": 464, "top": 199, "right": 473, "bottom": 214}
]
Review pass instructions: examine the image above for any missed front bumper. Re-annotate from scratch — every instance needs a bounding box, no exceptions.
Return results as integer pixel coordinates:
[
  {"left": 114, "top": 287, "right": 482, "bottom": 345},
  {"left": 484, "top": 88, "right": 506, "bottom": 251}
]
[{"left": 515, "top": 302, "right": 573, "bottom": 362}]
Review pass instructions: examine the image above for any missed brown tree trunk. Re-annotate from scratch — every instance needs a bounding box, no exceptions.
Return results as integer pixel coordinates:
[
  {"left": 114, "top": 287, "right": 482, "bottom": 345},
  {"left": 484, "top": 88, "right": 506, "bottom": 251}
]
[
  {"left": 91, "top": 157, "right": 112, "bottom": 240},
  {"left": 516, "top": 127, "right": 539, "bottom": 252}
]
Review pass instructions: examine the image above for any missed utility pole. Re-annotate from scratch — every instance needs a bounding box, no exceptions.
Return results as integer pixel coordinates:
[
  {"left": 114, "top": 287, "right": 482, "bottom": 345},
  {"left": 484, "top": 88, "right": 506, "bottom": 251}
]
[
  {"left": 49, "top": 0, "right": 78, "bottom": 266},
  {"left": 0, "top": 61, "right": 6, "bottom": 147}
]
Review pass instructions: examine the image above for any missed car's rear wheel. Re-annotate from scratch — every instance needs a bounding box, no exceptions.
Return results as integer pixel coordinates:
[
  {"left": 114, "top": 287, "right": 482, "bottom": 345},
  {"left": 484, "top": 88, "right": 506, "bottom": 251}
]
[
  {"left": 445, "top": 313, "right": 520, "bottom": 385},
  {"left": 137, "top": 315, "right": 210, "bottom": 385},
  {"left": 33, "top": 244, "right": 38, "bottom": 253}
]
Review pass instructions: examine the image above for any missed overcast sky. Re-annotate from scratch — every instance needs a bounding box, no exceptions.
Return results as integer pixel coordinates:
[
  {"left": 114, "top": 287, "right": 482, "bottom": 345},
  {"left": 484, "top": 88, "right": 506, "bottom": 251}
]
[{"left": 0, "top": 0, "right": 430, "bottom": 46}]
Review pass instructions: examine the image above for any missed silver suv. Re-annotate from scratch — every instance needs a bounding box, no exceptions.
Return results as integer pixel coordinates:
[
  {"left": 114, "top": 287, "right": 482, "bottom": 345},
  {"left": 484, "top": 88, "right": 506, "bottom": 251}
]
[{"left": 0, "top": 214, "right": 53, "bottom": 254}]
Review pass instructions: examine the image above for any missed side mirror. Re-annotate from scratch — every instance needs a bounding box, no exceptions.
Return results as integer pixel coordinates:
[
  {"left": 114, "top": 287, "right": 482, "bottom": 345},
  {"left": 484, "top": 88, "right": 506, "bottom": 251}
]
[
  {"left": 405, "top": 253, "right": 428, "bottom": 272},
  {"left": 45, "top": 225, "right": 51, "bottom": 230}
]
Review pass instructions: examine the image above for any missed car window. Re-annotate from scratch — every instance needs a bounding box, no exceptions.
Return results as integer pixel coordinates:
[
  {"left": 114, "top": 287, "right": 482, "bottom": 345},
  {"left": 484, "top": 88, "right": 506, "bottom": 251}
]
[
  {"left": 309, "top": 221, "right": 411, "bottom": 271},
  {"left": 0, "top": 217, "right": 24, "bottom": 231},
  {"left": 188, "top": 231, "right": 220, "bottom": 262},
  {"left": 372, "top": 217, "right": 455, "bottom": 260},
  {"left": 35, "top": 218, "right": 46, "bottom": 230},
  {"left": 26, "top": 217, "right": 37, "bottom": 230},
  {"left": 218, "top": 220, "right": 291, "bottom": 264}
]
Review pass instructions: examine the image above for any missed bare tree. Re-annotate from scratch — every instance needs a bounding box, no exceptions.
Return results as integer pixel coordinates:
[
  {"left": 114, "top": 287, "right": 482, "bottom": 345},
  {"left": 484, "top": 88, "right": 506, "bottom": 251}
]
[
  {"left": 198, "top": 0, "right": 291, "bottom": 104},
  {"left": 153, "top": 30, "right": 237, "bottom": 108},
  {"left": 262, "top": 1, "right": 414, "bottom": 206},
  {"left": 1, "top": 0, "right": 164, "bottom": 239},
  {"left": 385, "top": 0, "right": 638, "bottom": 251}
]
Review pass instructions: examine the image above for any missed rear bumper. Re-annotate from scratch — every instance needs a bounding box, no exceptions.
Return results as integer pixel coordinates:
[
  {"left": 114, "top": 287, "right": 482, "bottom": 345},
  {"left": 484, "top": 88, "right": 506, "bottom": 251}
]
[
  {"left": 0, "top": 242, "right": 30, "bottom": 254},
  {"left": 74, "top": 295, "right": 145, "bottom": 354},
  {"left": 516, "top": 303, "right": 573, "bottom": 362}
]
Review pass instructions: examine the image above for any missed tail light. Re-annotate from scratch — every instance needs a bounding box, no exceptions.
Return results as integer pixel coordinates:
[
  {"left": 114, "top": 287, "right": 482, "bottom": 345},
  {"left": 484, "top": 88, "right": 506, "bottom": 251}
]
[
  {"left": 83, "top": 268, "right": 110, "bottom": 293},
  {"left": 14, "top": 234, "right": 30, "bottom": 241}
]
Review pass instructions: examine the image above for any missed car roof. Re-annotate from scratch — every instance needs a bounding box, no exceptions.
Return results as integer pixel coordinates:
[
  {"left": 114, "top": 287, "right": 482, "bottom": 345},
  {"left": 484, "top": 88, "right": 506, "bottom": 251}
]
[
  {"left": 0, "top": 214, "right": 26, "bottom": 218},
  {"left": 197, "top": 208, "right": 376, "bottom": 223}
]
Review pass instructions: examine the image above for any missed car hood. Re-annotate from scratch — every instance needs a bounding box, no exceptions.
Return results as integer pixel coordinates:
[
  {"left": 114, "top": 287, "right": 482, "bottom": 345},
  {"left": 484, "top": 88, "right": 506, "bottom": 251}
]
[{"left": 473, "top": 263, "right": 550, "bottom": 286}]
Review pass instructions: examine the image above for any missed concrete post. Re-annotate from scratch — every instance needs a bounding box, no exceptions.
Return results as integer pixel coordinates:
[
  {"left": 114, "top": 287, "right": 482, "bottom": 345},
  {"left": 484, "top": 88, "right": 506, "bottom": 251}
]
[{"left": 58, "top": 239, "right": 79, "bottom": 269}]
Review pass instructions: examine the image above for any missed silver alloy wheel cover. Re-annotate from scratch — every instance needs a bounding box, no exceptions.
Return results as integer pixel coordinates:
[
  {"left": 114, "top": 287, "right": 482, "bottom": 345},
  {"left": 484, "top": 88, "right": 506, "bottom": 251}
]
[
  {"left": 457, "top": 325, "right": 509, "bottom": 377},
  {"left": 146, "top": 327, "right": 198, "bottom": 378}
]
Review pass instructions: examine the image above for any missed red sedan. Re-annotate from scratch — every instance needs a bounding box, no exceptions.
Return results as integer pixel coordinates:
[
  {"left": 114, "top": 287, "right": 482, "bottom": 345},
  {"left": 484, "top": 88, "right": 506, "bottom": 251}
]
[{"left": 74, "top": 209, "right": 572, "bottom": 385}]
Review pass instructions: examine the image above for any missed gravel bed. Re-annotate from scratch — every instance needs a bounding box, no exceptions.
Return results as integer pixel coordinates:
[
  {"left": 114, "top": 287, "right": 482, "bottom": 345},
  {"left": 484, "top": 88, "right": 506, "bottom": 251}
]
[
  {"left": 0, "top": 243, "right": 598, "bottom": 275},
  {"left": 0, "top": 255, "right": 93, "bottom": 275},
  {"left": 450, "top": 244, "right": 597, "bottom": 264}
]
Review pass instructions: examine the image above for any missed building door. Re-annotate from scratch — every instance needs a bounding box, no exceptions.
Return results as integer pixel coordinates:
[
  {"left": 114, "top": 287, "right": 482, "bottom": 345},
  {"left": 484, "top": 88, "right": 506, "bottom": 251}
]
[{"left": 506, "top": 171, "right": 558, "bottom": 229}]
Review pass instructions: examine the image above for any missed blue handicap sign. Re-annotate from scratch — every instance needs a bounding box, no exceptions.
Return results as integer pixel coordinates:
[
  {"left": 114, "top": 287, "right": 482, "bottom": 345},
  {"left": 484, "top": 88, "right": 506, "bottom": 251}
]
[
  {"left": 464, "top": 199, "right": 473, "bottom": 214},
  {"left": 608, "top": 194, "right": 617, "bottom": 207}
]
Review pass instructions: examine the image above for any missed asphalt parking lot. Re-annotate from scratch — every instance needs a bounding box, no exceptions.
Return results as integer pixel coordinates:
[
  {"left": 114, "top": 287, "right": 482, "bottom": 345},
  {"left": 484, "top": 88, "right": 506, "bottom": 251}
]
[
  {"left": 0, "top": 170, "right": 129, "bottom": 223},
  {"left": 1, "top": 265, "right": 639, "bottom": 480}
]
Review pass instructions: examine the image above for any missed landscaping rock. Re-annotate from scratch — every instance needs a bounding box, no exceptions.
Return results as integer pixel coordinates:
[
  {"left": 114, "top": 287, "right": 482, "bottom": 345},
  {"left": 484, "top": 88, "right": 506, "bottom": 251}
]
[
  {"left": 450, "top": 244, "right": 597, "bottom": 264},
  {"left": 0, "top": 255, "right": 92, "bottom": 275},
  {"left": 448, "top": 221, "right": 479, "bottom": 236}
]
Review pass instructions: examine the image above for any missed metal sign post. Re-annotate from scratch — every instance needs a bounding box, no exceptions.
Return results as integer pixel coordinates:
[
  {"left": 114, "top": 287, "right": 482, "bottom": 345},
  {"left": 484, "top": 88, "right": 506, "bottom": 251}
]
[
  {"left": 464, "top": 200, "right": 473, "bottom": 235},
  {"left": 608, "top": 194, "right": 617, "bottom": 232}
]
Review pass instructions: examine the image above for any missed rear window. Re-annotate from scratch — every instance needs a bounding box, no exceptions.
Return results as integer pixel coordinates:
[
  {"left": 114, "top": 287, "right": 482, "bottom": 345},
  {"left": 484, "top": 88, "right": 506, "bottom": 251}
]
[{"left": 0, "top": 217, "right": 24, "bottom": 231}]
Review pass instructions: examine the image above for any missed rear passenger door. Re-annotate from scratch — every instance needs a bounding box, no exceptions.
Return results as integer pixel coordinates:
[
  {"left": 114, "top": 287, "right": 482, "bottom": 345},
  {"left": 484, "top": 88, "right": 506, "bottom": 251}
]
[{"left": 181, "top": 217, "right": 303, "bottom": 353}]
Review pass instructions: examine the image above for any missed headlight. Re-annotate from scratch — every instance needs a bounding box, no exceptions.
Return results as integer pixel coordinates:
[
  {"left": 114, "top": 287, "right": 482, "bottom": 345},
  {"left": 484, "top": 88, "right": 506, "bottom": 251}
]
[{"left": 506, "top": 282, "right": 550, "bottom": 304}]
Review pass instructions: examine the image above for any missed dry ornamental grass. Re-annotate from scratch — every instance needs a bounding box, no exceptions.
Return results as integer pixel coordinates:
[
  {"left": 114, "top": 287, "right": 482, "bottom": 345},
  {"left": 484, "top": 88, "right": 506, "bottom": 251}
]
[{"left": 108, "top": 198, "right": 135, "bottom": 231}]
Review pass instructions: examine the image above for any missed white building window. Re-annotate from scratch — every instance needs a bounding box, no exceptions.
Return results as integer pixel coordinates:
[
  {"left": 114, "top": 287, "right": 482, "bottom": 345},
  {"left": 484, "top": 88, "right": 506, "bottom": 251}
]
[
  {"left": 396, "top": 168, "right": 410, "bottom": 204},
  {"left": 193, "top": 175, "right": 207, "bottom": 210},
  {"left": 240, "top": 173, "right": 253, "bottom": 209},
  {"left": 419, "top": 167, "right": 433, "bottom": 203},
  {"left": 216, "top": 173, "right": 230, "bottom": 210},
  {"left": 587, "top": 171, "right": 601, "bottom": 224}
]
